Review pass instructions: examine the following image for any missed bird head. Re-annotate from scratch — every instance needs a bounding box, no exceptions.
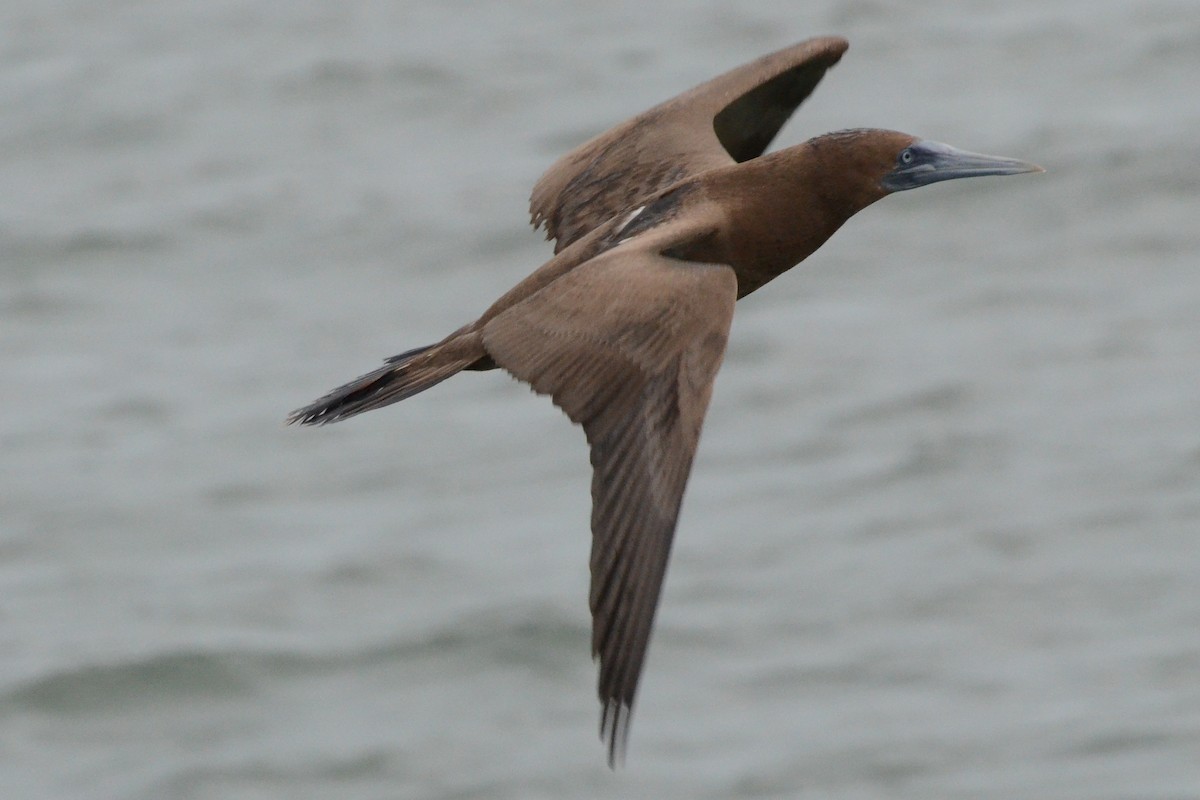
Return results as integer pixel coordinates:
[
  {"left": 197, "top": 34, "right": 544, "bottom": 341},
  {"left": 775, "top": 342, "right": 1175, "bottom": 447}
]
[{"left": 800, "top": 128, "right": 1042, "bottom": 214}]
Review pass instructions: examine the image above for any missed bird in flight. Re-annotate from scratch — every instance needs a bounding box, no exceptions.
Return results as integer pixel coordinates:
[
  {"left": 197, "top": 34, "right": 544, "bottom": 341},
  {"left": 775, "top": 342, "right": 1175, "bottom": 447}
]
[{"left": 288, "top": 36, "right": 1041, "bottom": 765}]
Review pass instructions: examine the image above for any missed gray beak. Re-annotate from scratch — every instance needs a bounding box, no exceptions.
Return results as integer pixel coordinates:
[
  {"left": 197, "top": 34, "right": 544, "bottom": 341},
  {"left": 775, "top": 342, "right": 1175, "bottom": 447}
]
[{"left": 882, "top": 139, "right": 1044, "bottom": 192}]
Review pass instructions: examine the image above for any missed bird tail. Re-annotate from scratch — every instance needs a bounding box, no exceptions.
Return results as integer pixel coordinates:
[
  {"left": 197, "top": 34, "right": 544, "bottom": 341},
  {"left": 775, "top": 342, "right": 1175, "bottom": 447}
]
[{"left": 287, "top": 336, "right": 478, "bottom": 426}]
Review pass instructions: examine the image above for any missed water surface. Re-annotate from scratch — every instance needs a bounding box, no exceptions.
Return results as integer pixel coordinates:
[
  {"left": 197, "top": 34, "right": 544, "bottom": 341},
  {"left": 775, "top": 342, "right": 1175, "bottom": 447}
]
[{"left": 2, "top": 2, "right": 1198, "bottom": 798}]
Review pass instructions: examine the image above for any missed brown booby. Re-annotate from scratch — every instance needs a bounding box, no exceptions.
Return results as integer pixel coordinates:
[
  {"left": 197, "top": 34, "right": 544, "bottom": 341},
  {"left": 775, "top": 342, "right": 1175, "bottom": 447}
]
[{"left": 288, "top": 36, "right": 1041, "bottom": 764}]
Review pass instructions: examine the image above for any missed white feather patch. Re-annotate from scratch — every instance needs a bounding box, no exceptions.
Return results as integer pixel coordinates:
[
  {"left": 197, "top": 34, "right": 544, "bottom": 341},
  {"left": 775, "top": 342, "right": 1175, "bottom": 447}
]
[{"left": 614, "top": 205, "right": 647, "bottom": 243}]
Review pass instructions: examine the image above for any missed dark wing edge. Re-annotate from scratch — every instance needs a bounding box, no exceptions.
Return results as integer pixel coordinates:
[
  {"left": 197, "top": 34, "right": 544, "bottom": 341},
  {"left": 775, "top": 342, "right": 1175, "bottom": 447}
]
[
  {"left": 479, "top": 246, "right": 738, "bottom": 765},
  {"left": 529, "top": 36, "right": 849, "bottom": 252}
]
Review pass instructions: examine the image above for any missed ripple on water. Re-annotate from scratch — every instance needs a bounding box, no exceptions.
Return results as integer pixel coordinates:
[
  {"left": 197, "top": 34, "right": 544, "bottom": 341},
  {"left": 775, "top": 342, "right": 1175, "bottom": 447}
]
[{"left": 5, "top": 651, "right": 255, "bottom": 715}]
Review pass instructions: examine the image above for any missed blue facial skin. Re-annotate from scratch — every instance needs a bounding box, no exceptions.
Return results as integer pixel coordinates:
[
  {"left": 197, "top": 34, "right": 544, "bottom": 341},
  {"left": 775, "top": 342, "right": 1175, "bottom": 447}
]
[{"left": 882, "top": 139, "right": 1043, "bottom": 192}]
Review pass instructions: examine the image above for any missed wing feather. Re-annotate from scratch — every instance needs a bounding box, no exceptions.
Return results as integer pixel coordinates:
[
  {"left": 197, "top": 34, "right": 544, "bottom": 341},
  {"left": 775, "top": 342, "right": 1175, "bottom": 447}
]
[
  {"left": 530, "top": 37, "right": 848, "bottom": 252},
  {"left": 481, "top": 246, "right": 737, "bottom": 763}
]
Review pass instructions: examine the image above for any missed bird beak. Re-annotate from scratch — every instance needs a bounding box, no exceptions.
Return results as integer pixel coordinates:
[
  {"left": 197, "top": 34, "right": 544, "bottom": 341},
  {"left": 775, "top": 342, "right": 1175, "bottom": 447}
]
[{"left": 882, "top": 140, "right": 1044, "bottom": 192}]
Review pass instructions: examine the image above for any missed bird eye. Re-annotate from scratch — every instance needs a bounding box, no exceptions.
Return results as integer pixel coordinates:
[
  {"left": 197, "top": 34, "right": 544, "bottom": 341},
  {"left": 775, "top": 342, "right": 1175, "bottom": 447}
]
[{"left": 899, "top": 148, "right": 915, "bottom": 165}]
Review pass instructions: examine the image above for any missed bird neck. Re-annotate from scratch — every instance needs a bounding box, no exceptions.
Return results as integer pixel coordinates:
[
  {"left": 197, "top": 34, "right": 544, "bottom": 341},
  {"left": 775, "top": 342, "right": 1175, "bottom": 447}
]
[
  {"left": 710, "top": 142, "right": 888, "bottom": 296},
  {"left": 757, "top": 140, "right": 890, "bottom": 238}
]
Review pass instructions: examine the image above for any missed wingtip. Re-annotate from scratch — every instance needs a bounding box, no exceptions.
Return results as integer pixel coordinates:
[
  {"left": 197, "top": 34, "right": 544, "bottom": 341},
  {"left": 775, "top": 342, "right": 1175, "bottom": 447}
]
[
  {"left": 823, "top": 34, "right": 850, "bottom": 54},
  {"left": 600, "top": 698, "right": 633, "bottom": 769},
  {"left": 796, "top": 34, "right": 850, "bottom": 61}
]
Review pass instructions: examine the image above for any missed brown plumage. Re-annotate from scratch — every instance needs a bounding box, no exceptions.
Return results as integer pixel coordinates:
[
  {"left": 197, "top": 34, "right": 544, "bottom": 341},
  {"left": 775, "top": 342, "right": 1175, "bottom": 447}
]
[{"left": 288, "top": 37, "right": 1041, "bottom": 764}]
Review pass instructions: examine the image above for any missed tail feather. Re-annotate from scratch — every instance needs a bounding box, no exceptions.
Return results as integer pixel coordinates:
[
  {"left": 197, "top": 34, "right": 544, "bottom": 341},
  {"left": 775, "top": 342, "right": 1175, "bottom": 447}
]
[
  {"left": 383, "top": 343, "right": 434, "bottom": 364},
  {"left": 288, "top": 341, "right": 469, "bottom": 426}
]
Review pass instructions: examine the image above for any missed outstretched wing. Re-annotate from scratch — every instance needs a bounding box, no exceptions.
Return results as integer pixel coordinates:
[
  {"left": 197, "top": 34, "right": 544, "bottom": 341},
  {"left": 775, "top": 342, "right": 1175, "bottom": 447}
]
[
  {"left": 480, "top": 243, "right": 738, "bottom": 764},
  {"left": 529, "top": 36, "right": 848, "bottom": 252}
]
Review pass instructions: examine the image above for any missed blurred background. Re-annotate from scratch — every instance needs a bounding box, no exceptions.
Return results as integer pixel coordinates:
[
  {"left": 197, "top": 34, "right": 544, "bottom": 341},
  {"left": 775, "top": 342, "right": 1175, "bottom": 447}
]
[{"left": 2, "top": 1, "right": 1197, "bottom": 798}]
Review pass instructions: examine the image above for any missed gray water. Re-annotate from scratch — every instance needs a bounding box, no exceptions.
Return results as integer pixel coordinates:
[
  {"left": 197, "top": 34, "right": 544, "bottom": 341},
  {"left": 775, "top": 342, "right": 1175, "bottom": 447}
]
[{"left": 2, "top": 1, "right": 1198, "bottom": 798}]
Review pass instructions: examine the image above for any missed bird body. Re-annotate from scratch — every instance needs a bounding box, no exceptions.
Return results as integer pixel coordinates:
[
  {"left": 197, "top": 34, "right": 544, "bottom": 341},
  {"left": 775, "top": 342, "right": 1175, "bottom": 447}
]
[{"left": 289, "top": 36, "right": 1041, "bottom": 763}]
